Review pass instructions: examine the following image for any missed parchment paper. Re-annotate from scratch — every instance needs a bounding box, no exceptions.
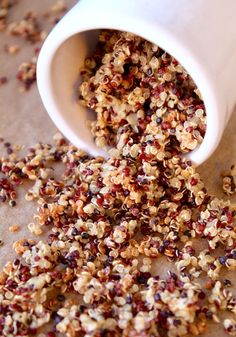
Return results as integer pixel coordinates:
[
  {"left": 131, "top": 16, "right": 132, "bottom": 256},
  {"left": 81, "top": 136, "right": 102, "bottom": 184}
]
[{"left": 0, "top": 1, "right": 235, "bottom": 336}]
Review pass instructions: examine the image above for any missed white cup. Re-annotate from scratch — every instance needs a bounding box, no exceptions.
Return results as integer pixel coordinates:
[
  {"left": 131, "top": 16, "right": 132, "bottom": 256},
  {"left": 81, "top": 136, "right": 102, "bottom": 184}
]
[{"left": 37, "top": 0, "right": 236, "bottom": 165}]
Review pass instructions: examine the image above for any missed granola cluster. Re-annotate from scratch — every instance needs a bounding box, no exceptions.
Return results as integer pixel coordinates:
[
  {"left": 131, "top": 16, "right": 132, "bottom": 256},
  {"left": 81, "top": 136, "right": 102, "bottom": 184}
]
[{"left": 0, "top": 30, "right": 236, "bottom": 337}]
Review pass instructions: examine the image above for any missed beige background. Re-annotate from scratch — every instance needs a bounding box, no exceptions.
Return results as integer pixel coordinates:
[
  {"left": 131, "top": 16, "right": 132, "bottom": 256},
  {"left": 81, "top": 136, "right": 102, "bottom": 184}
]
[{"left": 0, "top": 1, "right": 235, "bottom": 336}]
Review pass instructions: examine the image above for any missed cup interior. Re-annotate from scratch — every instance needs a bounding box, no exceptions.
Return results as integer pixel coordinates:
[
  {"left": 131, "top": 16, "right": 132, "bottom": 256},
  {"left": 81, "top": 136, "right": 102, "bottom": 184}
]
[{"left": 51, "top": 29, "right": 107, "bottom": 157}]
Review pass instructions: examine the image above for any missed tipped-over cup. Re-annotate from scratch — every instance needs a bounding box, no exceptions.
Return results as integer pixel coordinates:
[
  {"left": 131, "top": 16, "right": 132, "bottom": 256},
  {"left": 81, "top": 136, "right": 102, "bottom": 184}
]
[{"left": 37, "top": 0, "right": 236, "bottom": 165}]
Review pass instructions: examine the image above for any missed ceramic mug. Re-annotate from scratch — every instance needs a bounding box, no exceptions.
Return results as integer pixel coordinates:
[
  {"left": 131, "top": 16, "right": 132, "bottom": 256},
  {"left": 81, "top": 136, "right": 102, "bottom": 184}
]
[{"left": 37, "top": 0, "right": 236, "bottom": 165}]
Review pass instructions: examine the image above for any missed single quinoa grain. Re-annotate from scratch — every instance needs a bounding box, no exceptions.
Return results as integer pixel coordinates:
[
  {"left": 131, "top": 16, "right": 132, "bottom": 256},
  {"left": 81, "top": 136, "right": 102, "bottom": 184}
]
[
  {"left": 8, "top": 224, "right": 20, "bottom": 232},
  {"left": 0, "top": 76, "right": 8, "bottom": 85}
]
